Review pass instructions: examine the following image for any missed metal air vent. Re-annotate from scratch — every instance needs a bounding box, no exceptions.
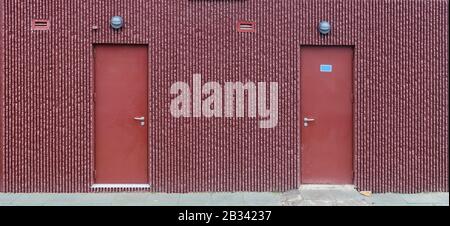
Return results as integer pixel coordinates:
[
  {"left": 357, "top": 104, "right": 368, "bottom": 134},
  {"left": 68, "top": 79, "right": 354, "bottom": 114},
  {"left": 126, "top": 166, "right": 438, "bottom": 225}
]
[{"left": 32, "top": 19, "right": 50, "bottom": 31}]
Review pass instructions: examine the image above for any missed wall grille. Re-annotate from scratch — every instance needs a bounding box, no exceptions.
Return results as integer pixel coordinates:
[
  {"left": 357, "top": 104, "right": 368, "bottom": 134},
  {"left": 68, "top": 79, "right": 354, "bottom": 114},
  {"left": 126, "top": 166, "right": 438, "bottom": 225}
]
[
  {"left": 32, "top": 19, "right": 50, "bottom": 30},
  {"left": 237, "top": 21, "right": 256, "bottom": 32}
]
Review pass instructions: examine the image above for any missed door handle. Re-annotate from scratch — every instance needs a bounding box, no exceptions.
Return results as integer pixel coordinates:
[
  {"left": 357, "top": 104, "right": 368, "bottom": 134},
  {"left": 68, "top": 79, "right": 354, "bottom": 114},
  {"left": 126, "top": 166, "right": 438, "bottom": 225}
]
[
  {"left": 133, "top": 116, "right": 145, "bottom": 126},
  {"left": 303, "top": 117, "right": 315, "bottom": 127}
]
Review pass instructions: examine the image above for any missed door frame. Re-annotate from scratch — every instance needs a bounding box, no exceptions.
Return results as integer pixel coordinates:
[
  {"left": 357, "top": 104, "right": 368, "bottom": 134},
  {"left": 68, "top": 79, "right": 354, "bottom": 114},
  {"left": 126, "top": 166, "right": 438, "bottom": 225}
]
[
  {"left": 297, "top": 45, "right": 356, "bottom": 186},
  {"left": 90, "top": 43, "right": 151, "bottom": 189}
]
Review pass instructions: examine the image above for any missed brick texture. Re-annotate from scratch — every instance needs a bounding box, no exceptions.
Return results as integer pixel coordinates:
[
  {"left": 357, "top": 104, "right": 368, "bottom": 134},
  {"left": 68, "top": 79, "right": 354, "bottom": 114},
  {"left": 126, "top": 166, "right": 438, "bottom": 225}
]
[{"left": 0, "top": 0, "right": 448, "bottom": 193}]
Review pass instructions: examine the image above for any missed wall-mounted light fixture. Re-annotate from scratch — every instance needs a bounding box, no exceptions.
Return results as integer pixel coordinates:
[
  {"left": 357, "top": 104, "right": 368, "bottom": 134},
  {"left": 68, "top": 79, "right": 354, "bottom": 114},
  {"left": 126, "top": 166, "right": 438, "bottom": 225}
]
[
  {"left": 318, "top": 21, "right": 331, "bottom": 35},
  {"left": 110, "top": 16, "right": 124, "bottom": 30}
]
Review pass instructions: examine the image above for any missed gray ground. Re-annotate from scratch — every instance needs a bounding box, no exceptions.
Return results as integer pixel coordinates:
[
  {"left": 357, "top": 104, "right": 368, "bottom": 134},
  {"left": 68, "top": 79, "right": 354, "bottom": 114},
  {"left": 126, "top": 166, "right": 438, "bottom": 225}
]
[{"left": 0, "top": 185, "right": 448, "bottom": 206}]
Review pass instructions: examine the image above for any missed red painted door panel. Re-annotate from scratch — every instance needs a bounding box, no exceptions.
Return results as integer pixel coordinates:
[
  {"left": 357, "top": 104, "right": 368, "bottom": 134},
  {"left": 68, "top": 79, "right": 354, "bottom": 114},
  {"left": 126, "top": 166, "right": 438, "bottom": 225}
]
[
  {"left": 94, "top": 45, "right": 148, "bottom": 184},
  {"left": 300, "top": 46, "right": 353, "bottom": 184}
]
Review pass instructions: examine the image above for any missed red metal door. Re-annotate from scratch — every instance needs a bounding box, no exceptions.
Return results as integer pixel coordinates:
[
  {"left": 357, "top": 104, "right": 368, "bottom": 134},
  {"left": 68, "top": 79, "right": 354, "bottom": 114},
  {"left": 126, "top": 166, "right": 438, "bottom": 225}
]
[
  {"left": 94, "top": 45, "right": 148, "bottom": 185},
  {"left": 300, "top": 46, "right": 353, "bottom": 184}
]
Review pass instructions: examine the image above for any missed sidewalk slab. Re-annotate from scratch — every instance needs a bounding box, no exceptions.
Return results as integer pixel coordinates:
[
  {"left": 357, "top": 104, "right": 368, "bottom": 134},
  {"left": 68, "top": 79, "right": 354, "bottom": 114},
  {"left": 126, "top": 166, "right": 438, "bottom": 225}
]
[{"left": 0, "top": 190, "right": 448, "bottom": 206}]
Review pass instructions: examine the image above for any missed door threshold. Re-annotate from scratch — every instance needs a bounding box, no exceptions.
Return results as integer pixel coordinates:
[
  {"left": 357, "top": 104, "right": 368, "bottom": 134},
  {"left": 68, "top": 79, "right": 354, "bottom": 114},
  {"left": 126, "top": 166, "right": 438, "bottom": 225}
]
[
  {"left": 91, "top": 184, "right": 151, "bottom": 189},
  {"left": 299, "top": 184, "right": 355, "bottom": 190}
]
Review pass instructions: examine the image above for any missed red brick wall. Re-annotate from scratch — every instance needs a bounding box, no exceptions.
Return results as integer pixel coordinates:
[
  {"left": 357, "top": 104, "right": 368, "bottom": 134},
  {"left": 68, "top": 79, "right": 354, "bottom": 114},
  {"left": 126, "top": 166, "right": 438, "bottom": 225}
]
[
  {"left": 0, "top": 0, "right": 4, "bottom": 191},
  {"left": 0, "top": 0, "right": 448, "bottom": 193}
]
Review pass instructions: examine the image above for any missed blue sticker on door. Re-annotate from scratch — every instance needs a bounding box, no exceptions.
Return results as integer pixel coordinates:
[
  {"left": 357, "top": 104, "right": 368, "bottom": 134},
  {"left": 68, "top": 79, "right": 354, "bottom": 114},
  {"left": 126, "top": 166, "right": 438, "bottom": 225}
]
[{"left": 320, "top": 64, "right": 333, "bottom": 72}]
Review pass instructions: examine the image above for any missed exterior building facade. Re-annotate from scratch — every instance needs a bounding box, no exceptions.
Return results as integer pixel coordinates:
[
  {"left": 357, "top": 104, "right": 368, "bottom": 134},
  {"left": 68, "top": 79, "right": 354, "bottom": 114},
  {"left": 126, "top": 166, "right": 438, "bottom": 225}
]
[{"left": 0, "top": 0, "right": 448, "bottom": 193}]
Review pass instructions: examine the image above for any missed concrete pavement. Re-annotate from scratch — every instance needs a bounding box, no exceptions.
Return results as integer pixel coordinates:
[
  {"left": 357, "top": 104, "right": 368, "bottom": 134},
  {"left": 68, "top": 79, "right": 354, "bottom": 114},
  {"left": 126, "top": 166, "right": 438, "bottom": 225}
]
[
  {"left": 281, "top": 185, "right": 448, "bottom": 206},
  {"left": 0, "top": 186, "right": 447, "bottom": 206}
]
